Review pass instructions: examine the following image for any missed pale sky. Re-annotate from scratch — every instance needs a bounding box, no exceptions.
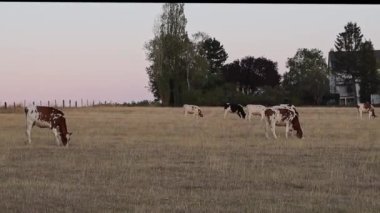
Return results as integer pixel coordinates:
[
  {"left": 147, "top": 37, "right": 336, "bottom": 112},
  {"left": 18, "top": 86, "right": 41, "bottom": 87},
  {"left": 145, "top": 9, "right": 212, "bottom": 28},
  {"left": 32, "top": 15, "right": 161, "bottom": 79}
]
[{"left": 1, "top": 3, "right": 380, "bottom": 104}]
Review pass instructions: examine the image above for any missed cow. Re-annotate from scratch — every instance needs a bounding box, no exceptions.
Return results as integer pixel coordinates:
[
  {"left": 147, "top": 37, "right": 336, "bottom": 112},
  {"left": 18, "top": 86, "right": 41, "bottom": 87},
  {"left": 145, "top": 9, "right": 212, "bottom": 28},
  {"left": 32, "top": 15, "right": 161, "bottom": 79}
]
[
  {"left": 357, "top": 102, "right": 376, "bottom": 120},
  {"left": 183, "top": 104, "right": 204, "bottom": 118},
  {"left": 264, "top": 105, "right": 303, "bottom": 139},
  {"left": 246, "top": 104, "right": 266, "bottom": 121},
  {"left": 224, "top": 103, "right": 246, "bottom": 119},
  {"left": 25, "top": 104, "right": 72, "bottom": 146}
]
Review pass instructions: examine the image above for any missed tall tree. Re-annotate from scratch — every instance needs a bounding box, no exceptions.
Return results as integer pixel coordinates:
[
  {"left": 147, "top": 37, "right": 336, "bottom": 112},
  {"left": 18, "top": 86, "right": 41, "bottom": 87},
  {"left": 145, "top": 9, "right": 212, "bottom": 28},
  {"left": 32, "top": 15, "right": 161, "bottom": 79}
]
[
  {"left": 191, "top": 36, "right": 228, "bottom": 90},
  {"left": 334, "top": 22, "right": 363, "bottom": 52},
  {"left": 282, "top": 48, "right": 329, "bottom": 105},
  {"left": 202, "top": 37, "right": 228, "bottom": 75},
  {"left": 144, "top": 3, "right": 192, "bottom": 106},
  {"left": 333, "top": 22, "right": 364, "bottom": 103},
  {"left": 357, "top": 40, "right": 379, "bottom": 102}
]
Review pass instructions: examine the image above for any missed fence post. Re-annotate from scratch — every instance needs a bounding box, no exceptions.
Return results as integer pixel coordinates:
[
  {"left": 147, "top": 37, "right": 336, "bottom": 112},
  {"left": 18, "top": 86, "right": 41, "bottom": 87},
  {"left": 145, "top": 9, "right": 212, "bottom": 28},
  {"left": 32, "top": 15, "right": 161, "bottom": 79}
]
[
  {"left": 4, "top": 102, "right": 7, "bottom": 109},
  {"left": 14, "top": 102, "right": 16, "bottom": 110},
  {"left": 40, "top": 100, "right": 42, "bottom": 106},
  {"left": 81, "top": 99, "right": 83, "bottom": 107},
  {"left": 33, "top": 101, "right": 35, "bottom": 105},
  {"left": 63, "top": 100, "right": 65, "bottom": 108},
  {"left": 93, "top": 100, "right": 95, "bottom": 107},
  {"left": 75, "top": 101, "right": 77, "bottom": 108},
  {"left": 69, "top": 100, "right": 71, "bottom": 108},
  {"left": 48, "top": 101, "right": 50, "bottom": 107},
  {"left": 55, "top": 100, "right": 57, "bottom": 107},
  {"left": 24, "top": 100, "right": 26, "bottom": 107},
  {"left": 87, "top": 99, "right": 89, "bottom": 107}
]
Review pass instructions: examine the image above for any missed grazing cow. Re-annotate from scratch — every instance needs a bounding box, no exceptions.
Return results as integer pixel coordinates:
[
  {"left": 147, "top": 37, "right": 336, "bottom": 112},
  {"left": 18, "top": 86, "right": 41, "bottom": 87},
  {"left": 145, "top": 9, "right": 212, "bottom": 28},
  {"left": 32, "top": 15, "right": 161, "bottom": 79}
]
[
  {"left": 264, "top": 105, "right": 303, "bottom": 139},
  {"left": 183, "top": 104, "right": 204, "bottom": 118},
  {"left": 25, "top": 104, "right": 72, "bottom": 146},
  {"left": 357, "top": 102, "right": 376, "bottom": 120},
  {"left": 246, "top": 104, "right": 266, "bottom": 121},
  {"left": 224, "top": 103, "right": 246, "bottom": 119}
]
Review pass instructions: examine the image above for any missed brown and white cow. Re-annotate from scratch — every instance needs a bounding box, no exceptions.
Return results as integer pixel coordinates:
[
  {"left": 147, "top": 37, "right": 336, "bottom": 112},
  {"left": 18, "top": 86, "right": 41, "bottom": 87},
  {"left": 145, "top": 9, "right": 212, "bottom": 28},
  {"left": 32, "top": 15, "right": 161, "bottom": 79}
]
[
  {"left": 357, "top": 102, "right": 376, "bottom": 120},
  {"left": 246, "top": 104, "right": 266, "bottom": 121},
  {"left": 264, "top": 105, "right": 303, "bottom": 139},
  {"left": 183, "top": 104, "right": 204, "bottom": 118},
  {"left": 25, "top": 104, "right": 72, "bottom": 146}
]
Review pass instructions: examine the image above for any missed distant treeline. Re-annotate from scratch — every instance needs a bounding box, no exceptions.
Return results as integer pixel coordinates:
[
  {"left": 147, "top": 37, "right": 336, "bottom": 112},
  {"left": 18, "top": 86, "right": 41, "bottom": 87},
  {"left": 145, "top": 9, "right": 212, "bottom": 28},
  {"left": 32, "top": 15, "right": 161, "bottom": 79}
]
[{"left": 144, "top": 4, "right": 379, "bottom": 106}]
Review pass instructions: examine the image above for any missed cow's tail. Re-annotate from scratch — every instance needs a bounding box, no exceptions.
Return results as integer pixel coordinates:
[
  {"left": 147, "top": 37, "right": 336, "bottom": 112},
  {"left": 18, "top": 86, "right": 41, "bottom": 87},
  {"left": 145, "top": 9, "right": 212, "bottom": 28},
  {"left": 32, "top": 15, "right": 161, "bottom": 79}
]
[{"left": 24, "top": 107, "right": 28, "bottom": 115}]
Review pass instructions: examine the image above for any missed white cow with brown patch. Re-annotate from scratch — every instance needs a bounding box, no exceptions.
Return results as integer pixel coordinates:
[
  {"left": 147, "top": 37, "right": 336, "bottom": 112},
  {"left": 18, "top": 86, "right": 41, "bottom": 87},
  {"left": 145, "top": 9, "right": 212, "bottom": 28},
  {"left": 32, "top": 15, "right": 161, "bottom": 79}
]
[
  {"left": 246, "top": 104, "right": 266, "bottom": 121},
  {"left": 25, "top": 104, "right": 72, "bottom": 146},
  {"left": 183, "top": 104, "right": 204, "bottom": 118},
  {"left": 357, "top": 102, "right": 376, "bottom": 120},
  {"left": 264, "top": 105, "right": 303, "bottom": 139}
]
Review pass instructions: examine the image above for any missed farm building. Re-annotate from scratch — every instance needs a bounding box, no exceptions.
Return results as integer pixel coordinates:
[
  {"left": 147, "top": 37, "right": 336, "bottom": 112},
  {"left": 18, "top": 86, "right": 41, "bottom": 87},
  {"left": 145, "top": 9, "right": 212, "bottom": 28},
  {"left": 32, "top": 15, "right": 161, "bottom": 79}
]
[{"left": 328, "top": 50, "right": 380, "bottom": 105}]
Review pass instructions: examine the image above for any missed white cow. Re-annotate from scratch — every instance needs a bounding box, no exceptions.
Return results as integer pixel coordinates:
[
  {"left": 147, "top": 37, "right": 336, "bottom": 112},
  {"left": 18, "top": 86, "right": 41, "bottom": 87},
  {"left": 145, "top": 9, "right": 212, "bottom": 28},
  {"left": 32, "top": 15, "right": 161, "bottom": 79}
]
[
  {"left": 25, "top": 104, "right": 72, "bottom": 146},
  {"left": 183, "top": 104, "right": 204, "bottom": 118},
  {"left": 357, "top": 102, "right": 376, "bottom": 120},
  {"left": 264, "top": 105, "right": 303, "bottom": 139},
  {"left": 246, "top": 104, "right": 266, "bottom": 121}
]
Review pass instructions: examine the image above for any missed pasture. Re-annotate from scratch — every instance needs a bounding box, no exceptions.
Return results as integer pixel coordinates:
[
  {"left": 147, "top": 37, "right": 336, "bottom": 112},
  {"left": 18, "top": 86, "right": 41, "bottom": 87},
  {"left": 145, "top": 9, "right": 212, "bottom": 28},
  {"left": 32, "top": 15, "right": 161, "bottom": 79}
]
[{"left": 0, "top": 106, "right": 379, "bottom": 212}]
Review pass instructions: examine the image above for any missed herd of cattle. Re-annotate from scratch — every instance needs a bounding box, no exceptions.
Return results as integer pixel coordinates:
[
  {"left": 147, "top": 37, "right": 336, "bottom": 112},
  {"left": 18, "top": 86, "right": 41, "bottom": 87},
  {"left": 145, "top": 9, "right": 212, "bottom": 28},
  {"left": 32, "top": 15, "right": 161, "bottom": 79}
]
[
  {"left": 185, "top": 103, "right": 303, "bottom": 140},
  {"left": 24, "top": 102, "right": 376, "bottom": 147}
]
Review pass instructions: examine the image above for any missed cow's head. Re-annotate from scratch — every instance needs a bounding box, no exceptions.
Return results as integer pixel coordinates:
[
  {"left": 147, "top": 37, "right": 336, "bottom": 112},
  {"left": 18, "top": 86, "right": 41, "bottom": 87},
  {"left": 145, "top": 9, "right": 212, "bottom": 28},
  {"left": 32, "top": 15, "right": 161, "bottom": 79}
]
[
  {"left": 237, "top": 105, "right": 246, "bottom": 119},
  {"left": 291, "top": 115, "right": 303, "bottom": 139},
  {"left": 370, "top": 108, "right": 376, "bottom": 118},
  {"left": 278, "top": 108, "right": 303, "bottom": 139},
  {"left": 61, "top": 132, "right": 73, "bottom": 146},
  {"left": 54, "top": 116, "right": 72, "bottom": 146},
  {"left": 224, "top": 103, "right": 230, "bottom": 110},
  {"left": 198, "top": 109, "right": 204, "bottom": 117}
]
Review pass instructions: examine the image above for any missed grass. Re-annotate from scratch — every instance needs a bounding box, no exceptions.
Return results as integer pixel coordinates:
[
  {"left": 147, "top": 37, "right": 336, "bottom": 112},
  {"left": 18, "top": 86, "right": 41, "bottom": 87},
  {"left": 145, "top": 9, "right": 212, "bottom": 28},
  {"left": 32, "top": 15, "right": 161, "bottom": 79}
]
[{"left": 0, "top": 106, "right": 379, "bottom": 212}]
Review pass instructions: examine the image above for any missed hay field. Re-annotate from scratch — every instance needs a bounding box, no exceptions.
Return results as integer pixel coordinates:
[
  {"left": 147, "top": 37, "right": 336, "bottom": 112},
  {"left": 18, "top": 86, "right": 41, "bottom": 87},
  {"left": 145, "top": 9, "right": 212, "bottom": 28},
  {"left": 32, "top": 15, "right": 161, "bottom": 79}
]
[{"left": 0, "top": 106, "right": 379, "bottom": 212}]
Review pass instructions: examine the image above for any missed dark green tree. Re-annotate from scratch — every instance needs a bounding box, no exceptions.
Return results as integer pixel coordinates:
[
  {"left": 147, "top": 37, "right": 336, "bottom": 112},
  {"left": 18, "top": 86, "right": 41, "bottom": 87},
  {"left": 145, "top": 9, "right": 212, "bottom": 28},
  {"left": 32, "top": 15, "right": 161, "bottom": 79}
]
[
  {"left": 333, "top": 22, "right": 364, "bottom": 102},
  {"left": 202, "top": 37, "right": 228, "bottom": 75},
  {"left": 358, "top": 40, "right": 379, "bottom": 102},
  {"left": 222, "top": 56, "right": 280, "bottom": 94},
  {"left": 145, "top": 3, "right": 193, "bottom": 106},
  {"left": 282, "top": 48, "right": 329, "bottom": 105}
]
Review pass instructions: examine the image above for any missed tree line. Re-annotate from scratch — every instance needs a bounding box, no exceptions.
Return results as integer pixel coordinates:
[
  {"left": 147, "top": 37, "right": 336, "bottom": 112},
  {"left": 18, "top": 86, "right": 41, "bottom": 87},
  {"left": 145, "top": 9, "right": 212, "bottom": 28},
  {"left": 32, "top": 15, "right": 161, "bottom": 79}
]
[{"left": 145, "top": 3, "right": 379, "bottom": 106}]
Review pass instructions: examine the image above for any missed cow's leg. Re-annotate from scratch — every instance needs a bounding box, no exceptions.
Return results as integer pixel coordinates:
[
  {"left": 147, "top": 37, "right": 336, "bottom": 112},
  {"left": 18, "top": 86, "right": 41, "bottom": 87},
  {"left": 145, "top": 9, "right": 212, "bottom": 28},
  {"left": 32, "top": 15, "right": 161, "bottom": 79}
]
[
  {"left": 265, "top": 120, "right": 270, "bottom": 139},
  {"left": 52, "top": 128, "right": 61, "bottom": 146},
  {"left": 260, "top": 112, "right": 264, "bottom": 121},
  {"left": 224, "top": 109, "right": 228, "bottom": 119},
  {"left": 271, "top": 121, "right": 277, "bottom": 139},
  {"left": 25, "top": 121, "right": 33, "bottom": 144},
  {"left": 285, "top": 122, "right": 289, "bottom": 139}
]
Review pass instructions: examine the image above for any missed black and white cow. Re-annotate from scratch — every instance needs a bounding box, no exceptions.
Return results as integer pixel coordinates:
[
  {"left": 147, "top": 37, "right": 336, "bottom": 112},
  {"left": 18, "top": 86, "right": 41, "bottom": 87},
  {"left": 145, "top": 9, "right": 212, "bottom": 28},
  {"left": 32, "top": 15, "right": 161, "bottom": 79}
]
[
  {"left": 25, "top": 104, "right": 72, "bottom": 146},
  {"left": 224, "top": 103, "right": 246, "bottom": 119}
]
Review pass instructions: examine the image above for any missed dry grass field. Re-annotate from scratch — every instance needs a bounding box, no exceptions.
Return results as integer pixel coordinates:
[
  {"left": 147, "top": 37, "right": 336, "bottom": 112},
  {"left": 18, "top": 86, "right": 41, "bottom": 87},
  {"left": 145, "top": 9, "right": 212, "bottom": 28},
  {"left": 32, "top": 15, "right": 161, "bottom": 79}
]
[{"left": 0, "top": 106, "right": 379, "bottom": 212}]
